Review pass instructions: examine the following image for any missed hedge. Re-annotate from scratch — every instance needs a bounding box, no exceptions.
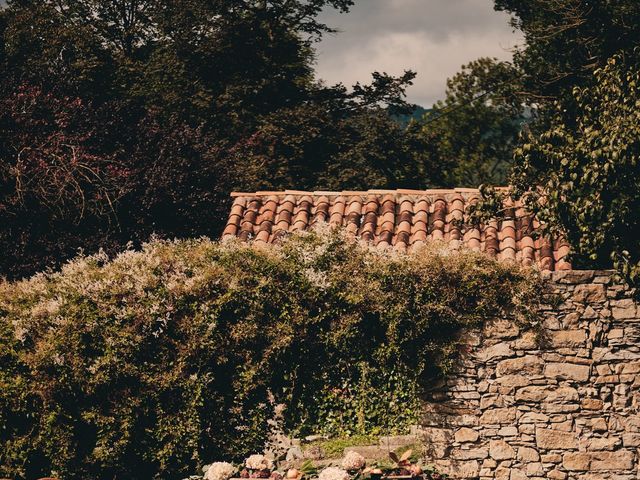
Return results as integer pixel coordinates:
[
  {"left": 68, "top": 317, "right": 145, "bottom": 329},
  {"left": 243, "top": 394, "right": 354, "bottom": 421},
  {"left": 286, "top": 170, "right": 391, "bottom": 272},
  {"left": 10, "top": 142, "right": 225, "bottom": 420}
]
[{"left": 0, "top": 226, "right": 540, "bottom": 479}]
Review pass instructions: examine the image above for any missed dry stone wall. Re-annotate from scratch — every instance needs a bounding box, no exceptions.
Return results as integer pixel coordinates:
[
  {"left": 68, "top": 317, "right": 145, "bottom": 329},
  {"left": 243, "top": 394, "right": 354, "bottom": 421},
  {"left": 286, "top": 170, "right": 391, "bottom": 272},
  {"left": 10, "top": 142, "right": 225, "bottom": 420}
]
[{"left": 420, "top": 270, "right": 640, "bottom": 479}]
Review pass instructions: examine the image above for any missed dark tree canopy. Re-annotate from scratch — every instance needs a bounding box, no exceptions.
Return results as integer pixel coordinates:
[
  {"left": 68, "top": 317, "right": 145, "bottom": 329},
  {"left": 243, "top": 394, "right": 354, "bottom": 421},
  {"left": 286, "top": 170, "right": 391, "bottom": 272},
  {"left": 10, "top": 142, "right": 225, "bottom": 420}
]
[{"left": 0, "top": 0, "right": 442, "bottom": 279}]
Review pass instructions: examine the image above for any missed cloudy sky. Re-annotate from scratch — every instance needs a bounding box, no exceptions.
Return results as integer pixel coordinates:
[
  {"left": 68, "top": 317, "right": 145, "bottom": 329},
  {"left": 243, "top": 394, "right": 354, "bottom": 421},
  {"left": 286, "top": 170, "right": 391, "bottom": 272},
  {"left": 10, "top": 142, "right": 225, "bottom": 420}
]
[{"left": 316, "top": 0, "right": 522, "bottom": 107}]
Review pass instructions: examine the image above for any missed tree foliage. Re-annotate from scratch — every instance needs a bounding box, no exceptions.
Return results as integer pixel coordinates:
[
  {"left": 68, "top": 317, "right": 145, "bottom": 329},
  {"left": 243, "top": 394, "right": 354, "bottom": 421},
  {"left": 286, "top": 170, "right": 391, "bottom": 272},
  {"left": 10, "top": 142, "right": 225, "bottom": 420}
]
[
  {"left": 0, "top": 228, "right": 540, "bottom": 480},
  {"left": 415, "top": 58, "right": 526, "bottom": 186},
  {"left": 510, "top": 51, "right": 640, "bottom": 282},
  {"left": 0, "top": 0, "right": 439, "bottom": 278},
  {"left": 495, "top": 0, "right": 640, "bottom": 111}
]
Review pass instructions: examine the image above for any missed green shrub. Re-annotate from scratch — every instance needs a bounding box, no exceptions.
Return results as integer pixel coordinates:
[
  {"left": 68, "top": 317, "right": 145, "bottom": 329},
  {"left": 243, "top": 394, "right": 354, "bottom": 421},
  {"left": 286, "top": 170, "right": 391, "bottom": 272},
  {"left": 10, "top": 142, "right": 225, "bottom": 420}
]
[{"left": 0, "top": 227, "right": 540, "bottom": 479}]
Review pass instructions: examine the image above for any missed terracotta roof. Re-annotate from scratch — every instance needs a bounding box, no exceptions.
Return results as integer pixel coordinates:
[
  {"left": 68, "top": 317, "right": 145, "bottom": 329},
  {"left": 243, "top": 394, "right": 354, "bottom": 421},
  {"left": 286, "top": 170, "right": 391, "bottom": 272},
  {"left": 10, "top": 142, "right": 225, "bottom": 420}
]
[{"left": 222, "top": 189, "right": 571, "bottom": 271}]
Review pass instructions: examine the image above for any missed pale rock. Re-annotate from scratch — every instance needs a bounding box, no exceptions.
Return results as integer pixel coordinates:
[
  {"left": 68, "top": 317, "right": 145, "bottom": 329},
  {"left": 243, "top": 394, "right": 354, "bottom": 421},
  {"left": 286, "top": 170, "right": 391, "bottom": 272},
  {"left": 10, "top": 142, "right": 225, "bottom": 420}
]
[
  {"left": 536, "top": 428, "right": 578, "bottom": 450},
  {"left": 454, "top": 427, "right": 479, "bottom": 443},
  {"left": 573, "top": 284, "right": 606, "bottom": 303},
  {"left": 489, "top": 440, "right": 515, "bottom": 460},
  {"left": 517, "top": 446, "right": 540, "bottom": 462},
  {"left": 496, "top": 356, "right": 544, "bottom": 377},
  {"left": 550, "top": 330, "right": 586, "bottom": 348},
  {"left": 480, "top": 408, "right": 516, "bottom": 425},
  {"left": 611, "top": 299, "right": 637, "bottom": 319},
  {"left": 547, "top": 469, "right": 567, "bottom": 479},
  {"left": 544, "top": 363, "right": 590, "bottom": 382}
]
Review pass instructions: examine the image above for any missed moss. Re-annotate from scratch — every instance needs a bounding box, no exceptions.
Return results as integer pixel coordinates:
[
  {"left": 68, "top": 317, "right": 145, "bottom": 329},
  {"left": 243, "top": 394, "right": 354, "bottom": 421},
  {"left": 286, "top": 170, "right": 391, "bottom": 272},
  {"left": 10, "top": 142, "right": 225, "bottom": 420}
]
[{"left": 306, "top": 435, "right": 380, "bottom": 458}]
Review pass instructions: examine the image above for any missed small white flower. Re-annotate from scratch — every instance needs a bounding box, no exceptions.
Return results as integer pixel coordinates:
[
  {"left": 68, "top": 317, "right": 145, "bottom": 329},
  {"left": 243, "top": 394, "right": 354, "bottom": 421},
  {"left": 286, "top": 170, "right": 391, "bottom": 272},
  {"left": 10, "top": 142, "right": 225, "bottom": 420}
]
[
  {"left": 245, "top": 454, "right": 274, "bottom": 471},
  {"left": 204, "top": 462, "right": 236, "bottom": 480},
  {"left": 318, "top": 467, "right": 350, "bottom": 480},
  {"left": 341, "top": 451, "right": 366, "bottom": 471}
]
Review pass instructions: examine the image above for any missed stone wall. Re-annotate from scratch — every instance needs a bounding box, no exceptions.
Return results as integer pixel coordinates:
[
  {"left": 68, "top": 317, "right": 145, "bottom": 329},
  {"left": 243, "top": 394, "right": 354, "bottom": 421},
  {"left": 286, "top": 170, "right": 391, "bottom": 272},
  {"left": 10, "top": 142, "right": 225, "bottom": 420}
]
[{"left": 420, "top": 270, "right": 640, "bottom": 479}]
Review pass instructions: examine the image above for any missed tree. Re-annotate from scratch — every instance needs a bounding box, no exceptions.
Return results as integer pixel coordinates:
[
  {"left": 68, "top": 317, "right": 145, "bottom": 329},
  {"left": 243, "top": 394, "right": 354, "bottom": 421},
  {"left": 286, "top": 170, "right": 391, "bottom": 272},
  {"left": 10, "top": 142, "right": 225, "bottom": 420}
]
[
  {"left": 494, "top": 0, "right": 640, "bottom": 112},
  {"left": 0, "top": 0, "right": 433, "bottom": 278},
  {"left": 509, "top": 50, "right": 640, "bottom": 283},
  {"left": 415, "top": 58, "right": 526, "bottom": 186}
]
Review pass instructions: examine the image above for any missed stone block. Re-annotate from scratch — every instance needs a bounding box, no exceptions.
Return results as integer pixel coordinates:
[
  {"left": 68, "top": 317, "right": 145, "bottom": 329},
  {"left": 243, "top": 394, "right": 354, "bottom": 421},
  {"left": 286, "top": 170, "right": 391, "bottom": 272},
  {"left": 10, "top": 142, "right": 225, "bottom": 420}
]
[
  {"left": 573, "top": 284, "right": 606, "bottom": 303},
  {"left": 550, "top": 330, "right": 587, "bottom": 348},
  {"left": 476, "top": 342, "right": 514, "bottom": 362},
  {"left": 563, "top": 451, "right": 634, "bottom": 472},
  {"left": 454, "top": 427, "right": 479, "bottom": 443},
  {"left": 480, "top": 408, "right": 517, "bottom": 425},
  {"left": 611, "top": 299, "right": 637, "bottom": 319},
  {"left": 544, "top": 363, "right": 590, "bottom": 382},
  {"left": 496, "top": 355, "right": 544, "bottom": 377},
  {"left": 517, "top": 446, "right": 540, "bottom": 462},
  {"left": 536, "top": 428, "right": 578, "bottom": 450},
  {"left": 483, "top": 319, "right": 520, "bottom": 339},
  {"left": 489, "top": 439, "right": 515, "bottom": 460}
]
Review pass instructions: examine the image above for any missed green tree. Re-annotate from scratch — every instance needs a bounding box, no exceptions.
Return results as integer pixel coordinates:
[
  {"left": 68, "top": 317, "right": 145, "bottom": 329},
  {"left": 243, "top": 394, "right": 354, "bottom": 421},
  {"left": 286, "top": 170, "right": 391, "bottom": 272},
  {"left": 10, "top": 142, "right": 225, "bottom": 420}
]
[
  {"left": 416, "top": 58, "right": 526, "bottom": 186},
  {"left": 494, "top": 0, "right": 640, "bottom": 111},
  {"left": 0, "top": 0, "right": 437, "bottom": 278},
  {"left": 510, "top": 50, "right": 640, "bottom": 283}
]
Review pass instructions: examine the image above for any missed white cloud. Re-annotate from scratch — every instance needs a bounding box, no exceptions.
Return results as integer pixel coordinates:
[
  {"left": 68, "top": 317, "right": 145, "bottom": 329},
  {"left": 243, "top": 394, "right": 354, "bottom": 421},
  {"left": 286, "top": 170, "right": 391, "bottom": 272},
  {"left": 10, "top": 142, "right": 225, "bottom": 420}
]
[{"left": 315, "top": 0, "right": 522, "bottom": 106}]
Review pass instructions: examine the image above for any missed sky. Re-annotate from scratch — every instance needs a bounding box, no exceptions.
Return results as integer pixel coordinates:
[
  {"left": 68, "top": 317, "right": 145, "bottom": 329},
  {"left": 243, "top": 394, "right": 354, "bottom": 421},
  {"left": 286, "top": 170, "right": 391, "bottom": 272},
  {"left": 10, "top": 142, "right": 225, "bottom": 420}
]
[{"left": 316, "top": 0, "right": 522, "bottom": 107}]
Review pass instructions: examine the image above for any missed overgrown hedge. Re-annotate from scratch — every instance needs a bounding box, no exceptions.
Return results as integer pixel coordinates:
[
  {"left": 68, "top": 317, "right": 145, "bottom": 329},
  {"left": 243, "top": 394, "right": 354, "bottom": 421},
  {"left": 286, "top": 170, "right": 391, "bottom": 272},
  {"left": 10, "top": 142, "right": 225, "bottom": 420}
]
[{"left": 0, "top": 228, "right": 540, "bottom": 480}]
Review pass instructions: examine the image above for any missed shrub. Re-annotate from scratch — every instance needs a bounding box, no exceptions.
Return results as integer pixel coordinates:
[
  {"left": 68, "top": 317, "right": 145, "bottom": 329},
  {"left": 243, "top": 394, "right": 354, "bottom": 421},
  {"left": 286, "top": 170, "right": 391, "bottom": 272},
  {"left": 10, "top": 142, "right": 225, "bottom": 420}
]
[{"left": 0, "top": 227, "right": 540, "bottom": 479}]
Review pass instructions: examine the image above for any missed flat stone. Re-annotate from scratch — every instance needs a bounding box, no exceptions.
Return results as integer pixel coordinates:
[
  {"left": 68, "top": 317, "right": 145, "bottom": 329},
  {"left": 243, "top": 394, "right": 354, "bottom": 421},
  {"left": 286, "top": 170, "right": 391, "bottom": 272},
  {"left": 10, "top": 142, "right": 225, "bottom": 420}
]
[
  {"left": 454, "top": 427, "right": 479, "bottom": 443},
  {"left": 622, "top": 433, "right": 640, "bottom": 447},
  {"left": 513, "top": 330, "right": 538, "bottom": 350},
  {"left": 495, "top": 374, "right": 530, "bottom": 387},
  {"left": 483, "top": 319, "right": 520, "bottom": 339},
  {"left": 547, "top": 469, "right": 567, "bottom": 479},
  {"left": 552, "top": 270, "right": 595, "bottom": 284},
  {"left": 544, "top": 363, "right": 590, "bottom": 382},
  {"left": 563, "top": 451, "right": 634, "bottom": 472},
  {"left": 611, "top": 299, "right": 637, "bottom": 319},
  {"left": 536, "top": 428, "right": 578, "bottom": 450},
  {"left": 476, "top": 342, "right": 514, "bottom": 362},
  {"left": 496, "top": 355, "right": 544, "bottom": 376},
  {"left": 573, "top": 284, "right": 606, "bottom": 303},
  {"left": 451, "top": 448, "right": 488, "bottom": 460},
  {"left": 517, "top": 446, "right": 540, "bottom": 462},
  {"left": 581, "top": 437, "right": 620, "bottom": 451},
  {"left": 489, "top": 439, "right": 515, "bottom": 460},
  {"left": 550, "top": 330, "right": 586, "bottom": 348},
  {"left": 581, "top": 398, "right": 603, "bottom": 410},
  {"left": 519, "top": 412, "right": 550, "bottom": 424},
  {"left": 480, "top": 408, "right": 517, "bottom": 425}
]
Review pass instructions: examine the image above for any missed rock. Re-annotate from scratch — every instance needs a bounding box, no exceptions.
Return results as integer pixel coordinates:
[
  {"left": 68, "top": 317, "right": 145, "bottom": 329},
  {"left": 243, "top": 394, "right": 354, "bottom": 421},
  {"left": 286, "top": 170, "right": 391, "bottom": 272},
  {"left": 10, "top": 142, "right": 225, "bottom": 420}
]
[
  {"left": 547, "top": 469, "right": 567, "bottom": 479},
  {"left": 544, "top": 363, "right": 590, "bottom": 382},
  {"left": 515, "top": 386, "right": 549, "bottom": 402},
  {"left": 483, "top": 319, "right": 520, "bottom": 339},
  {"left": 611, "top": 299, "right": 637, "bottom": 319},
  {"left": 454, "top": 427, "right": 479, "bottom": 443},
  {"left": 536, "top": 428, "right": 578, "bottom": 450},
  {"left": 496, "top": 355, "right": 544, "bottom": 376},
  {"left": 489, "top": 440, "right": 515, "bottom": 460},
  {"left": 480, "top": 408, "right": 517, "bottom": 425},
  {"left": 573, "top": 284, "right": 606, "bottom": 303},
  {"left": 517, "top": 446, "right": 540, "bottom": 462},
  {"left": 581, "top": 436, "right": 620, "bottom": 451},
  {"left": 563, "top": 451, "right": 634, "bottom": 472},
  {"left": 286, "top": 446, "right": 304, "bottom": 461},
  {"left": 476, "top": 342, "right": 514, "bottom": 361},
  {"left": 581, "top": 398, "right": 603, "bottom": 410},
  {"left": 550, "top": 330, "right": 586, "bottom": 348},
  {"left": 495, "top": 374, "right": 530, "bottom": 387}
]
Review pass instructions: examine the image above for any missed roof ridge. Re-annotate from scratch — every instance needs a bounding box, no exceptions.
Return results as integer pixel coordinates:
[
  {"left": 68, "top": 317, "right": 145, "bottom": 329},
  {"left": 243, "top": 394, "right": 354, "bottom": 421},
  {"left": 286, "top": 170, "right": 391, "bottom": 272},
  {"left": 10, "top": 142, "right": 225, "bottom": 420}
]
[{"left": 230, "top": 187, "right": 509, "bottom": 198}]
